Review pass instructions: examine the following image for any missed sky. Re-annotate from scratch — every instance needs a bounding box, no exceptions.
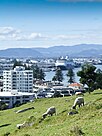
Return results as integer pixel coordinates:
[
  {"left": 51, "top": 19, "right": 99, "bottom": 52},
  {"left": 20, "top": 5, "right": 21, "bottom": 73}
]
[{"left": 0, "top": 0, "right": 102, "bottom": 49}]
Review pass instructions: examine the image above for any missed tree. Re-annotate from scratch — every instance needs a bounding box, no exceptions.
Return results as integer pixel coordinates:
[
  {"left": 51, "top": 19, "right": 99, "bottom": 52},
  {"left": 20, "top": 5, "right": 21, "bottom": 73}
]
[
  {"left": 33, "top": 65, "right": 39, "bottom": 79},
  {"left": 77, "top": 64, "right": 97, "bottom": 93},
  {"left": 52, "top": 76, "right": 57, "bottom": 83},
  {"left": 53, "top": 68, "right": 63, "bottom": 83},
  {"left": 66, "top": 68, "right": 75, "bottom": 84},
  {"left": 13, "top": 59, "right": 22, "bottom": 69},
  {"left": 13, "top": 59, "right": 30, "bottom": 70},
  {"left": 23, "top": 64, "right": 31, "bottom": 70},
  {"left": 95, "top": 69, "right": 102, "bottom": 89},
  {"left": 37, "top": 69, "right": 45, "bottom": 80},
  {"left": 33, "top": 65, "right": 45, "bottom": 80}
]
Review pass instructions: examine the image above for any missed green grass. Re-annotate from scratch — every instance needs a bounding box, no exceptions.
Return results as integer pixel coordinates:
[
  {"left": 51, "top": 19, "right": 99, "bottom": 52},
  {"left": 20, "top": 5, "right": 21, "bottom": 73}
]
[{"left": 0, "top": 89, "right": 102, "bottom": 136}]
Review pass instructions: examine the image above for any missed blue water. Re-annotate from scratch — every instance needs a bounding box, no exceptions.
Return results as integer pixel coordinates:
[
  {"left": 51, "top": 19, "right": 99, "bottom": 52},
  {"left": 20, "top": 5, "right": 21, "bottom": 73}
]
[{"left": 45, "top": 65, "right": 102, "bottom": 86}]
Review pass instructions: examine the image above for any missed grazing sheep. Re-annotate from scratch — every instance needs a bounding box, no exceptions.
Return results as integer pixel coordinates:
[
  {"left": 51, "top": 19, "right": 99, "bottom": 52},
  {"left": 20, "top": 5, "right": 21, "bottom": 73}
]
[
  {"left": 16, "top": 122, "right": 26, "bottom": 129},
  {"left": 72, "top": 97, "right": 84, "bottom": 109},
  {"left": 16, "top": 121, "right": 34, "bottom": 129},
  {"left": 42, "top": 106, "right": 56, "bottom": 119}
]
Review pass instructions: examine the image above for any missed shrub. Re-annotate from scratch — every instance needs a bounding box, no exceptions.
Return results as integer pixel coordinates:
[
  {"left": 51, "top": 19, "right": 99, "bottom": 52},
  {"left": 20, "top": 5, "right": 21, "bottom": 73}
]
[
  {"left": 70, "top": 126, "right": 84, "bottom": 136},
  {"left": 0, "top": 102, "right": 8, "bottom": 110},
  {"left": 95, "top": 103, "right": 102, "bottom": 110},
  {"left": 23, "top": 134, "right": 30, "bottom": 136},
  {"left": 3, "top": 132, "right": 10, "bottom": 136},
  {"left": 52, "top": 91, "right": 63, "bottom": 98}
]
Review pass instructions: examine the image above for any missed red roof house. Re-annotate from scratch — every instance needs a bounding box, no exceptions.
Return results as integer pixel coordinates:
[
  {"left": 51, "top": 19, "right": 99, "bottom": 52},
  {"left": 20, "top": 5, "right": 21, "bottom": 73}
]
[{"left": 68, "top": 82, "right": 84, "bottom": 90}]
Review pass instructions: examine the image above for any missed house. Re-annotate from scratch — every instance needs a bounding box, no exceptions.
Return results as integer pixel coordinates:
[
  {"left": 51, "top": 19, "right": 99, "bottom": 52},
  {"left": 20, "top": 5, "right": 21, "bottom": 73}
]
[{"left": 68, "top": 82, "right": 84, "bottom": 90}]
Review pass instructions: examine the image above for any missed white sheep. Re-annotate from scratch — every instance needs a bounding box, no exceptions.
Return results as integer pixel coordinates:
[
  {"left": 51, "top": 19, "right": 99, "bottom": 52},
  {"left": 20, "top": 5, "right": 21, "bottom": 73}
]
[
  {"left": 42, "top": 106, "right": 56, "bottom": 119},
  {"left": 72, "top": 97, "right": 84, "bottom": 109},
  {"left": 16, "top": 122, "right": 26, "bottom": 129},
  {"left": 17, "top": 121, "right": 33, "bottom": 129}
]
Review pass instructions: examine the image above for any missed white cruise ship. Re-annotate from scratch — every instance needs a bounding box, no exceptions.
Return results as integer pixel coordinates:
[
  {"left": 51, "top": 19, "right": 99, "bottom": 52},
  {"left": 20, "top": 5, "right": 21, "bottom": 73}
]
[{"left": 55, "top": 57, "right": 75, "bottom": 70}]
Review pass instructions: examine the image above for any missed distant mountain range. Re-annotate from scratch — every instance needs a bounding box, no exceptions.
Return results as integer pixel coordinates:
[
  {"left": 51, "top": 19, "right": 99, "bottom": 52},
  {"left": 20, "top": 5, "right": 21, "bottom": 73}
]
[{"left": 0, "top": 44, "right": 102, "bottom": 58}]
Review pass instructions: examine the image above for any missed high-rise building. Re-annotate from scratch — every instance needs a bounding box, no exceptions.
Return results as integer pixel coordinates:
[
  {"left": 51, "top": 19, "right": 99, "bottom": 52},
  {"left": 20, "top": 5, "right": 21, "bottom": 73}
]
[{"left": 3, "top": 66, "right": 33, "bottom": 92}]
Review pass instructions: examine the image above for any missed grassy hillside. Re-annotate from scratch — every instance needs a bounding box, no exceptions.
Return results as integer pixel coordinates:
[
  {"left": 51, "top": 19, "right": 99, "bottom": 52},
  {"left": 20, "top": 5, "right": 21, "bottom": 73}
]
[{"left": 0, "top": 89, "right": 102, "bottom": 136}]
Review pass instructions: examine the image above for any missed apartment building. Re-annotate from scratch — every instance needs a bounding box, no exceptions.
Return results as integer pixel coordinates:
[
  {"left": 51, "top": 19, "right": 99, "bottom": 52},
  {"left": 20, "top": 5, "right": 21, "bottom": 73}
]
[
  {"left": 3, "top": 66, "right": 33, "bottom": 92},
  {"left": 0, "top": 91, "right": 35, "bottom": 108},
  {"left": 0, "top": 63, "right": 14, "bottom": 76}
]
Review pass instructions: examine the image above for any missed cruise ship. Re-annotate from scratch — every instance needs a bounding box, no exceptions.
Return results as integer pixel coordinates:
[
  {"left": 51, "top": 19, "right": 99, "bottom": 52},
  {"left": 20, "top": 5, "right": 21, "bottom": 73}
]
[{"left": 55, "top": 57, "right": 75, "bottom": 70}]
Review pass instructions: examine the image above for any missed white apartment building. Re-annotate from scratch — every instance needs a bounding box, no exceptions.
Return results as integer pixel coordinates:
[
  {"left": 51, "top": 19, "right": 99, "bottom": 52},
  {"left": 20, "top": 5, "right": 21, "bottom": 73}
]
[
  {"left": 3, "top": 66, "right": 33, "bottom": 92},
  {"left": 0, "top": 63, "right": 14, "bottom": 75},
  {"left": 0, "top": 91, "right": 35, "bottom": 108}
]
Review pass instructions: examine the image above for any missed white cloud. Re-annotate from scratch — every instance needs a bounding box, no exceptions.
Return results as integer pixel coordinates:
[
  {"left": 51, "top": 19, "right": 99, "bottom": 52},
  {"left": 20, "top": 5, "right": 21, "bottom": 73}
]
[
  {"left": 29, "top": 33, "right": 42, "bottom": 39},
  {"left": 0, "top": 26, "right": 48, "bottom": 41},
  {"left": 28, "top": 33, "right": 47, "bottom": 40},
  {"left": 0, "top": 35, "right": 5, "bottom": 40},
  {"left": 0, "top": 27, "right": 20, "bottom": 36},
  {"left": 0, "top": 27, "right": 21, "bottom": 41},
  {"left": 54, "top": 34, "right": 84, "bottom": 40},
  {"left": 16, "top": 33, "right": 47, "bottom": 41},
  {"left": 1, "top": 26, "right": 102, "bottom": 45}
]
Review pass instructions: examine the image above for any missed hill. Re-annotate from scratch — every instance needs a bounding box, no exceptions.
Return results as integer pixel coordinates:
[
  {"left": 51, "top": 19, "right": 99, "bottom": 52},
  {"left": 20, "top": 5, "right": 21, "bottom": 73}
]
[
  {"left": 0, "top": 89, "right": 102, "bottom": 136},
  {"left": 35, "top": 44, "right": 102, "bottom": 57},
  {"left": 0, "top": 48, "right": 43, "bottom": 58},
  {"left": 0, "top": 44, "right": 102, "bottom": 58}
]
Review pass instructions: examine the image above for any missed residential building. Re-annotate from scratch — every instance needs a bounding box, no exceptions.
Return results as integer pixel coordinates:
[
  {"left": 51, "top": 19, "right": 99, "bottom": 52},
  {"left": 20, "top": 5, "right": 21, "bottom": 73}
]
[
  {"left": 0, "top": 91, "right": 35, "bottom": 108},
  {"left": 68, "top": 82, "right": 84, "bottom": 90},
  {"left": 0, "top": 63, "right": 14, "bottom": 76},
  {"left": 3, "top": 66, "right": 33, "bottom": 92}
]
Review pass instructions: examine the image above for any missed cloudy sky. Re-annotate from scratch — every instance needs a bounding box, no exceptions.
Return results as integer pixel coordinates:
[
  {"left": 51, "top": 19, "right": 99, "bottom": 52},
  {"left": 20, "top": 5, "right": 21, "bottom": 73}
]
[{"left": 0, "top": 0, "right": 102, "bottom": 49}]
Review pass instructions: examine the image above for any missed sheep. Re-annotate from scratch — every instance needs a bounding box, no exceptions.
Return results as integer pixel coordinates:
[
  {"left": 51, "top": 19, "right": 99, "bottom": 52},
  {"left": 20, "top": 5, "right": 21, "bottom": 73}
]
[
  {"left": 16, "top": 121, "right": 34, "bottom": 129},
  {"left": 42, "top": 106, "right": 56, "bottom": 119},
  {"left": 72, "top": 97, "right": 84, "bottom": 109},
  {"left": 16, "top": 122, "right": 26, "bottom": 129}
]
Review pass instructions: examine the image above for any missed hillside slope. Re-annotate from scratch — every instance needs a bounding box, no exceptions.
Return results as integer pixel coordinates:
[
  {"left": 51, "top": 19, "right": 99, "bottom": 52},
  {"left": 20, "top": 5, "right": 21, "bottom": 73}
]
[
  {"left": 0, "top": 44, "right": 102, "bottom": 58},
  {"left": 0, "top": 48, "right": 43, "bottom": 58},
  {"left": 0, "top": 90, "right": 102, "bottom": 136}
]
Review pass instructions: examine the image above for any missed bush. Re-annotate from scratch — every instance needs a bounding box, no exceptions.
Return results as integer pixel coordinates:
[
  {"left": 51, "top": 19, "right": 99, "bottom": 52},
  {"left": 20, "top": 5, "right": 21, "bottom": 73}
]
[
  {"left": 23, "top": 134, "right": 30, "bottom": 136},
  {"left": 13, "top": 101, "right": 22, "bottom": 107},
  {"left": 0, "top": 102, "right": 8, "bottom": 110},
  {"left": 70, "top": 126, "right": 84, "bottom": 136},
  {"left": 52, "top": 91, "right": 63, "bottom": 98},
  {"left": 3, "top": 132, "right": 10, "bottom": 136}
]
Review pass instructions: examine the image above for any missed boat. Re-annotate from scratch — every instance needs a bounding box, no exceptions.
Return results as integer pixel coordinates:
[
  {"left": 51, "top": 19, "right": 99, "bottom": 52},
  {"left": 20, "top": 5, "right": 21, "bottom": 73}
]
[{"left": 55, "top": 58, "right": 75, "bottom": 70}]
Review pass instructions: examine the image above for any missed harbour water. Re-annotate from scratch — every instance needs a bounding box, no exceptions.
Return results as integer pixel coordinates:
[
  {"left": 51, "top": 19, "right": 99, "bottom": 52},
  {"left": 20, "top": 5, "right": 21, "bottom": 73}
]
[{"left": 45, "top": 65, "right": 102, "bottom": 86}]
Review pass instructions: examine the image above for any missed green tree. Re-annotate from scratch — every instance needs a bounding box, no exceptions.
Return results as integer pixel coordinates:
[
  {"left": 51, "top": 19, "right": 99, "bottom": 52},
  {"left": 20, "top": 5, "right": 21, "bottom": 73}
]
[
  {"left": 13, "top": 59, "right": 30, "bottom": 70},
  {"left": 33, "top": 65, "right": 45, "bottom": 80},
  {"left": 33, "top": 65, "right": 39, "bottom": 79},
  {"left": 13, "top": 59, "right": 22, "bottom": 69},
  {"left": 95, "top": 69, "right": 102, "bottom": 89},
  {"left": 66, "top": 68, "right": 75, "bottom": 84},
  {"left": 52, "top": 76, "right": 57, "bottom": 83},
  {"left": 37, "top": 69, "right": 45, "bottom": 80},
  {"left": 54, "top": 68, "right": 63, "bottom": 83},
  {"left": 77, "top": 64, "right": 97, "bottom": 93},
  {"left": 23, "top": 64, "right": 31, "bottom": 70}
]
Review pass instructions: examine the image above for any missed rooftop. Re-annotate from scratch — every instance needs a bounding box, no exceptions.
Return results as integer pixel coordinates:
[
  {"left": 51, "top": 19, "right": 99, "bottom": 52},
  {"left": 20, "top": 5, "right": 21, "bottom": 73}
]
[
  {"left": 69, "top": 82, "right": 83, "bottom": 87},
  {"left": 0, "top": 92, "right": 35, "bottom": 97}
]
